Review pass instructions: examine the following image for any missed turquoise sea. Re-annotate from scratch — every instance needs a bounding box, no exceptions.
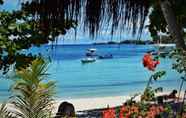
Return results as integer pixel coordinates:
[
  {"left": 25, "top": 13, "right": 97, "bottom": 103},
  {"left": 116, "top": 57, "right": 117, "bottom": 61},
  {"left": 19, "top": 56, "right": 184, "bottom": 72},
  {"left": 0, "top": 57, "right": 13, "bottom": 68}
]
[{"left": 0, "top": 44, "right": 185, "bottom": 101}]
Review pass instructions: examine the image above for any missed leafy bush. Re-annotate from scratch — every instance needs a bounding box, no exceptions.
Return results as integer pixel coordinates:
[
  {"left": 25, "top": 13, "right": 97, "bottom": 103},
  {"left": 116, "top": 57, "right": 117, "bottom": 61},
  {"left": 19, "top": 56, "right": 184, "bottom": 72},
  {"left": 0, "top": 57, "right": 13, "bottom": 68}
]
[{"left": 141, "top": 87, "right": 155, "bottom": 101}]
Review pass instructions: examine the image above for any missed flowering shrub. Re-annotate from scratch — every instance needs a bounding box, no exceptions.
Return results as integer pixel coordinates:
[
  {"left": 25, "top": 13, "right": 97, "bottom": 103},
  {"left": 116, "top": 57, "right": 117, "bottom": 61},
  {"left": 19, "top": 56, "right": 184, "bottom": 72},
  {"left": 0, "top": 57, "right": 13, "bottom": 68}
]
[
  {"left": 141, "top": 87, "right": 155, "bottom": 101},
  {"left": 102, "top": 107, "right": 116, "bottom": 118},
  {"left": 102, "top": 103, "right": 166, "bottom": 118},
  {"left": 142, "top": 52, "right": 166, "bottom": 102},
  {"left": 101, "top": 102, "right": 186, "bottom": 118}
]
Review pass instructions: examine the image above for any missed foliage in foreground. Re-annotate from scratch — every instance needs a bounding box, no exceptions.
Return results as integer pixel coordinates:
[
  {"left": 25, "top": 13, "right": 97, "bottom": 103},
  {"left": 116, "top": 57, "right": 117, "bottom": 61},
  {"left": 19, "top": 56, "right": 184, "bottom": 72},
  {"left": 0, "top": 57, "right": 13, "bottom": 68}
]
[
  {"left": 170, "top": 49, "right": 186, "bottom": 74},
  {"left": 148, "top": 0, "right": 186, "bottom": 41},
  {"left": 0, "top": 6, "right": 76, "bottom": 74},
  {"left": 0, "top": 103, "right": 15, "bottom": 118},
  {"left": 8, "top": 58, "right": 56, "bottom": 118},
  {"left": 103, "top": 101, "right": 186, "bottom": 118}
]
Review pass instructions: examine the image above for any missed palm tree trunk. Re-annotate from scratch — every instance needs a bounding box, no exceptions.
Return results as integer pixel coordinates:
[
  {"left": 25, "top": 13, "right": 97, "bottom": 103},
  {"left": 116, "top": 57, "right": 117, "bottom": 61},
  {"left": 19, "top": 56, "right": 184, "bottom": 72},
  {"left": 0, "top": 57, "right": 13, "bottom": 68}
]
[{"left": 160, "top": 0, "right": 186, "bottom": 50}]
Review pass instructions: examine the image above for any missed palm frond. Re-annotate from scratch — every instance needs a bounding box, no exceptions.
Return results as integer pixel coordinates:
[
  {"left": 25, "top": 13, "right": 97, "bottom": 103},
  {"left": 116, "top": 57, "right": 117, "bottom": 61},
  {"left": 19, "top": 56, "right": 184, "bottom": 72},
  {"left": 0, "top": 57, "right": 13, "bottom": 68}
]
[
  {"left": 22, "top": 0, "right": 150, "bottom": 37},
  {"left": 0, "top": 103, "right": 15, "bottom": 118},
  {"left": 10, "top": 58, "right": 55, "bottom": 118}
]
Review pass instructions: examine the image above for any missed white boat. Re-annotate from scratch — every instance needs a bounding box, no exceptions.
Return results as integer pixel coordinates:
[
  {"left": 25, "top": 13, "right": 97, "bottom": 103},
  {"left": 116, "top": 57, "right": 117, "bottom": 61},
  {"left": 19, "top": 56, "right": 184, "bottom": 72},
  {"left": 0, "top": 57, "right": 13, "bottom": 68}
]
[
  {"left": 86, "top": 48, "right": 97, "bottom": 56},
  {"left": 81, "top": 57, "right": 96, "bottom": 63},
  {"left": 87, "top": 48, "right": 97, "bottom": 52}
]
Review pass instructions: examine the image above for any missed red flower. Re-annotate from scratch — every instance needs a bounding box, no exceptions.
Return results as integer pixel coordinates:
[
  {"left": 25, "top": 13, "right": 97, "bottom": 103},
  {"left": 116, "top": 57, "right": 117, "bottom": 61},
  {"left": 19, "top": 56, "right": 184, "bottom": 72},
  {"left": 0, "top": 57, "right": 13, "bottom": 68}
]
[
  {"left": 131, "top": 106, "right": 139, "bottom": 113},
  {"left": 146, "top": 111, "right": 155, "bottom": 118},
  {"left": 158, "top": 105, "right": 164, "bottom": 112},
  {"left": 102, "top": 108, "right": 116, "bottom": 118},
  {"left": 142, "top": 53, "right": 160, "bottom": 71},
  {"left": 119, "top": 106, "right": 126, "bottom": 118},
  {"left": 143, "top": 54, "right": 152, "bottom": 67},
  {"left": 102, "top": 110, "right": 110, "bottom": 118},
  {"left": 125, "top": 112, "right": 131, "bottom": 118},
  {"left": 156, "top": 60, "right": 160, "bottom": 65},
  {"left": 149, "top": 105, "right": 158, "bottom": 116}
]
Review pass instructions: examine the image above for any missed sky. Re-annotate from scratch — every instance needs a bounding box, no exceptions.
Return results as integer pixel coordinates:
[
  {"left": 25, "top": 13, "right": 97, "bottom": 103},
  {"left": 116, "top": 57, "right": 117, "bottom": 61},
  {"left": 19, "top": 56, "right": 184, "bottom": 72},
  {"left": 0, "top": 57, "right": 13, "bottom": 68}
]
[{"left": 1, "top": 0, "right": 152, "bottom": 44}]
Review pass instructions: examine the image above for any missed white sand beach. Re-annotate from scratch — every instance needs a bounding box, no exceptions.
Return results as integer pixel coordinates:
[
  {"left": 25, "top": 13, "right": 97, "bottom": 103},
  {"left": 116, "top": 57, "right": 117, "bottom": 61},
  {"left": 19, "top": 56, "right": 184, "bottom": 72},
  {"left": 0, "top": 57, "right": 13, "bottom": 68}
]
[
  {"left": 52, "top": 91, "right": 185, "bottom": 112},
  {"left": 54, "top": 95, "right": 133, "bottom": 112},
  {"left": 2, "top": 91, "right": 184, "bottom": 116}
]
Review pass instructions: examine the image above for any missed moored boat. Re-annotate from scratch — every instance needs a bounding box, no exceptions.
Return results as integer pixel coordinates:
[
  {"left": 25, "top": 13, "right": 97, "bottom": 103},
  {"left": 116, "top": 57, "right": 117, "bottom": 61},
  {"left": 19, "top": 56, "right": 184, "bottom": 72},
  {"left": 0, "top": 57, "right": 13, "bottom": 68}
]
[
  {"left": 81, "top": 57, "right": 96, "bottom": 63},
  {"left": 86, "top": 48, "right": 97, "bottom": 56},
  {"left": 98, "top": 54, "right": 113, "bottom": 59}
]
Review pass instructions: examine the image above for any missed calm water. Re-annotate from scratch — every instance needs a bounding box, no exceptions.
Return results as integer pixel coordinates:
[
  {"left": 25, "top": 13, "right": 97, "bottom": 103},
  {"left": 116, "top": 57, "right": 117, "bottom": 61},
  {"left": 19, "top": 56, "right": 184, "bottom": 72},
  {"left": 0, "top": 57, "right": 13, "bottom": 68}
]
[{"left": 0, "top": 44, "right": 184, "bottom": 101}]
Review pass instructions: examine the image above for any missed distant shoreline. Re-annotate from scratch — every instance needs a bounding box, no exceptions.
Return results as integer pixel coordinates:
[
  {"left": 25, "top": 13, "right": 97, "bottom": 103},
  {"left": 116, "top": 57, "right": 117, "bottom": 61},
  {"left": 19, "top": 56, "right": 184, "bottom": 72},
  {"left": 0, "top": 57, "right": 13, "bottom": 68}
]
[
  {"left": 47, "top": 40, "right": 154, "bottom": 46},
  {"left": 93, "top": 40, "right": 154, "bottom": 45}
]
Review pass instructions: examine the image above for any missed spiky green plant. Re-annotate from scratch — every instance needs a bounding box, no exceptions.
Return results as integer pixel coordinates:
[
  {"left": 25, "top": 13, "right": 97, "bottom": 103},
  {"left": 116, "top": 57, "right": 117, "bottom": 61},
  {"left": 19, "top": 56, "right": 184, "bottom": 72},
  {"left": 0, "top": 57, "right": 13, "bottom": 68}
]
[
  {"left": 10, "top": 58, "right": 56, "bottom": 118},
  {"left": 0, "top": 103, "right": 15, "bottom": 118}
]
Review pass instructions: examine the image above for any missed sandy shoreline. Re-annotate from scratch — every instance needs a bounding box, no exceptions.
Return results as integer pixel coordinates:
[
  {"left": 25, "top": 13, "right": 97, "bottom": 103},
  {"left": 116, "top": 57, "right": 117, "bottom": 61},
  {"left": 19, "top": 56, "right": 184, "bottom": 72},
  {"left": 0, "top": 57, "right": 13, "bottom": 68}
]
[
  {"left": 53, "top": 91, "right": 184, "bottom": 112},
  {"left": 2, "top": 91, "right": 184, "bottom": 115},
  {"left": 54, "top": 95, "right": 133, "bottom": 112}
]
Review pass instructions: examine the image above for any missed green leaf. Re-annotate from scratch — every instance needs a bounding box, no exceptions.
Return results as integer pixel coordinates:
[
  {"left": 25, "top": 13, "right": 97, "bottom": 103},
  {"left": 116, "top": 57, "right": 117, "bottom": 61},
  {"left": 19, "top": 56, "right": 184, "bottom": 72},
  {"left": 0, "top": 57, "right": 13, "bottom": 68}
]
[{"left": 152, "top": 70, "right": 166, "bottom": 81}]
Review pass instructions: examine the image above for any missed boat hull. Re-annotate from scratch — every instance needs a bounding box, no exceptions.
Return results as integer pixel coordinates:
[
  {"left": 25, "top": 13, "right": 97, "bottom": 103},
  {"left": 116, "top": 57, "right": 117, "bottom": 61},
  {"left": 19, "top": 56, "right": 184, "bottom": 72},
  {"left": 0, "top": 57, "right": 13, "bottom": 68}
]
[{"left": 81, "top": 58, "right": 96, "bottom": 63}]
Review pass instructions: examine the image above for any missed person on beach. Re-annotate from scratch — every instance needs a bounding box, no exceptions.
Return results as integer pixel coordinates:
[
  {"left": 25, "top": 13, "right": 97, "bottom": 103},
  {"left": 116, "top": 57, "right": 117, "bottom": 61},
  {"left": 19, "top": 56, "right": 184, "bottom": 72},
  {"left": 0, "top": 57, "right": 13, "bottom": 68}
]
[
  {"left": 55, "top": 101, "right": 75, "bottom": 118},
  {"left": 166, "top": 90, "right": 178, "bottom": 99},
  {"left": 157, "top": 90, "right": 178, "bottom": 104}
]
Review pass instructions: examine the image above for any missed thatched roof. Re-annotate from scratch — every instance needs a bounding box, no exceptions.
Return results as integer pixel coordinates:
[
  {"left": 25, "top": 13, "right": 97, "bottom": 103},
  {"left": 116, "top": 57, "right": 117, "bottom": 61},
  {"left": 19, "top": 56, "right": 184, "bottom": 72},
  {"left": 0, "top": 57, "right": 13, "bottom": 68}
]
[{"left": 23, "top": 0, "right": 150, "bottom": 37}]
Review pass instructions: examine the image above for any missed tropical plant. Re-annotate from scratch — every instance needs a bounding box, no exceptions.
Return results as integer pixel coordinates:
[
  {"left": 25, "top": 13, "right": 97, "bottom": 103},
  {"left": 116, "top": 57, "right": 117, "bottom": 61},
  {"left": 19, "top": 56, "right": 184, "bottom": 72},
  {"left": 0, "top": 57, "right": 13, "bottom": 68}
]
[
  {"left": 21, "top": 0, "right": 150, "bottom": 38},
  {"left": 22, "top": 0, "right": 186, "bottom": 50},
  {"left": 141, "top": 86, "right": 157, "bottom": 102},
  {"left": 0, "top": 4, "right": 76, "bottom": 74},
  {"left": 0, "top": 103, "right": 15, "bottom": 118},
  {"left": 169, "top": 49, "right": 186, "bottom": 103},
  {"left": 125, "top": 93, "right": 140, "bottom": 106},
  {"left": 142, "top": 52, "right": 166, "bottom": 101},
  {"left": 10, "top": 58, "right": 56, "bottom": 118},
  {"left": 170, "top": 49, "right": 186, "bottom": 74},
  {"left": 148, "top": 0, "right": 186, "bottom": 43},
  {"left": 141, "top": 71, "right": 166, "bottom": 102}
]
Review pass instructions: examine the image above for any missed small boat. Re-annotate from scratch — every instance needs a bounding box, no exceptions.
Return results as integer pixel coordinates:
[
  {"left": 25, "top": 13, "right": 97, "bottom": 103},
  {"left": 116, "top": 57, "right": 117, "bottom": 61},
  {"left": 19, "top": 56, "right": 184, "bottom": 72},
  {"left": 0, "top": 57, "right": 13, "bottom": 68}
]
[
  {"left": 81, "top": 57, "right": 96, "bottom": 63},
  {"left": 86, "top": 48, "right": 97, "bottom": 56},
  {"left": 87, "top": 48, "right": 97, "bottom": 52},
  {"left": 98, "top": 54, "right": 113, "bottom": 59}
]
